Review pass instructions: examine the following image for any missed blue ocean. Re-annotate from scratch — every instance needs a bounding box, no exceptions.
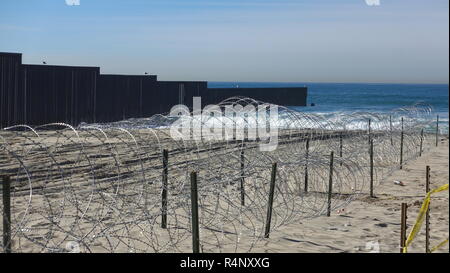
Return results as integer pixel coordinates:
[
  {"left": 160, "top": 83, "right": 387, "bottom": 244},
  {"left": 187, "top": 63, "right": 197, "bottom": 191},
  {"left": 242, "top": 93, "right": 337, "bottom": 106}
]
[{"left": 208, "top": 82, "right": 449, "bottom": 133}]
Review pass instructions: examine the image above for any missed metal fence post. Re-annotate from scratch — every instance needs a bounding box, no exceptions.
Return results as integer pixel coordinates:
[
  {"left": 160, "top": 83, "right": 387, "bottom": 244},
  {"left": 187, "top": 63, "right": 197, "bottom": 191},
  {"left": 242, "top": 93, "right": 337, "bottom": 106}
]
[
  {"left": 390, "top": 115, "right": 393, "bottom": 146},
  {"left": 435, "top": 115, "right": 439, "bottom": 147},
  {"left": 304, "top": 139, "right": 309, "bottom": 193},
  {"left": 400, "top": 117, "right": 404, "bottom": 170},
  {"left": 264, "top": 163, "right": 277, "bottom": 238},
  {"left": 327, "top": 152, "right": 334, "bottom": 217},
  {"left": 370, "top": 139, "right": 374, "bottom": 198},
  {"left": 2, "top": 176, "right": 11, "bottom": 253},
  {"left": 419, "top": 129, "right": 424, "bottom": 157},
  {"left": 339, "top": 133, "right": 343, "bottom": 166},
  {"left": 161, "top": 149, "right": 169, "bottom": 229},
  {"left": 400, "top": 203, "right": 408, "bottom": 253},
  {"left": 190, "top": 172, "right": 200, "bottom": 253},
  {"left": 425, "top": 166, "right": 430, "bottom": 253},
  {"left": 240, "top": 145, "right": 245, "bottom": 206}
]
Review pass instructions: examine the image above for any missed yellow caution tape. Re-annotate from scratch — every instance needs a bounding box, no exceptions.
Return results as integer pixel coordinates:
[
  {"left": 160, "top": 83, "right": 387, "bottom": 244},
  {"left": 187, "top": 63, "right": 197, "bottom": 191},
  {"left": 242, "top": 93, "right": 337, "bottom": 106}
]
[
  {"left": 402, "top": 183, "right": 448, "bottom": 253},
  {"left": 431, "top": 239, "right": 449, "bottom": 253}
]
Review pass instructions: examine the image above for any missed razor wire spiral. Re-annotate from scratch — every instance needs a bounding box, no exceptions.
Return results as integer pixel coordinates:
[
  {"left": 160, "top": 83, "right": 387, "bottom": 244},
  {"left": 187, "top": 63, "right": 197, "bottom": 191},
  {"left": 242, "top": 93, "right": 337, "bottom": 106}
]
[{"left": 0, "top": 97, "right": 440, "bottom": 253}]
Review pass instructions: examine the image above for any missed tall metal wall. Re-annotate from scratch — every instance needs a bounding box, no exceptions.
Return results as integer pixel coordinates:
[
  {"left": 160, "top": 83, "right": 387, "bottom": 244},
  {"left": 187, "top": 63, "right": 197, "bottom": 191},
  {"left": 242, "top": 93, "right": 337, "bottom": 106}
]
[
  {"left": 157, "top": 81, "right": 207, "bottom": 114},
  {"left": 0, "top": 52, "right": 307, "bottom": 127},
  {"left": 21, "top": 64, "right": 99, "bottom": 125},
  {"left": 0, "top": 53, "right": 22, "bottom": 128},
  {"left": 97, "top": 74, "right": 158, "bottom": 122},
  {"left": 205, "top": 87, "right": 307, "bottom": 106}
]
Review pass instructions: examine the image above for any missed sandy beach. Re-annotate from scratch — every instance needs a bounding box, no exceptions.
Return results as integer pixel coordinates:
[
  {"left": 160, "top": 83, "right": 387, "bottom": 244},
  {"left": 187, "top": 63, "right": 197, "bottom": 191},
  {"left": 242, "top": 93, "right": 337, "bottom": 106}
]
[
  {"left": 252, "top": 137, "right": 449, "bottom": 253},
  {"left": 0, "top": 124, "right": 447, "bottom": 253}
]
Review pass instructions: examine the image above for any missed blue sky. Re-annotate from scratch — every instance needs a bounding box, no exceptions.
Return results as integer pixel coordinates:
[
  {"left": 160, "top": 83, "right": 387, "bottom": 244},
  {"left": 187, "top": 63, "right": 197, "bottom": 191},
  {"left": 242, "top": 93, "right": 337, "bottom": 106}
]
[{"left": 0, "top": 0, "right": 448, "bottom": 83}]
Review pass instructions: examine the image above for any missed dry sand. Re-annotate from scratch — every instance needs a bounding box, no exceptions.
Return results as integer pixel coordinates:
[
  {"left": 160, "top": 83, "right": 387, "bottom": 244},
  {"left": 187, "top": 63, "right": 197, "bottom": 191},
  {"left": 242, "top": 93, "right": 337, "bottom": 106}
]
[
  {"left": 252, "top": 138, "right": 449, "bottom": 253},
  {"left": 1, "top": 129, "right": 447, "bottom": 253}
]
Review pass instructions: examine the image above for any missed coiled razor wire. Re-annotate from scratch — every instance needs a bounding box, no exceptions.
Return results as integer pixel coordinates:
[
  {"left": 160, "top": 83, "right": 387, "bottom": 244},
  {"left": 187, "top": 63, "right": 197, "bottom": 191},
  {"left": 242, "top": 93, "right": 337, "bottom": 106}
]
[{"left": 0, "top": 97, "right": 441, "bottom": 253}]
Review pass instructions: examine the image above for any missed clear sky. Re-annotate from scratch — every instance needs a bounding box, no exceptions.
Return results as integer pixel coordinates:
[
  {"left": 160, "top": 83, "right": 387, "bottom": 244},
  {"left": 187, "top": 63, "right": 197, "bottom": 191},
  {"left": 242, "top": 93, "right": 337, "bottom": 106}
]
[{"left": 0, "top": 0, "right": 448, "bottom": 83}]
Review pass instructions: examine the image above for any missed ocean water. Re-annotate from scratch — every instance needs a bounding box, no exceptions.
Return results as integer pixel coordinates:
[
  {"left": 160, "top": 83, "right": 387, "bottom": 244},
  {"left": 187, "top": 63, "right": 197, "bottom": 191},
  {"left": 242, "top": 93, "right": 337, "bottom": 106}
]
[{"left": 208, "top": 82, "right": 449, "bottom": 133}]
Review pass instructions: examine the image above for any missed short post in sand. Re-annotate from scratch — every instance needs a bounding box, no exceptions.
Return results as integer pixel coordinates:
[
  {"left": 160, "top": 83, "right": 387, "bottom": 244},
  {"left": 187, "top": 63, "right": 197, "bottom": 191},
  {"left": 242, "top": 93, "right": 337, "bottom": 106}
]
[
  {"left": 400, "top": 117, "right": 404, "bottom": 170},
  {"left": 425, "top": 166, "right": 431, "bottom": 253},
  {"left": 190, "top": 171, "right": 200, "bottom": 253},
  {"left": 339, "top": 132, "right": 343, "bottom": 167},
  {"left": 264, "top": 163, "right": 277, "bottom": 238},
  {"left": 2, "top": 176, "right": 11, "bottom": 253},
  {"left": 161, "top": 149, "right": 169, "bottom": 229},
  {"left": 304, "top": 139, "right": 310, "bottom": 193},
  {"left": 435, "top": 115, "right": 439, "bottom": 147},
  {"left": 419, "top": 129, "right": 424, "bottom": 157},
  {"left": 370, "top": 139, "right": 374, "bottom": 198},
  {"left": 240, "top": 144, "right": 245, "bottom": 206},
  {"left": 400, "top": 202, "right": 408, "bottom": 253},
  {"left": 368, "top": 118, "right": 371, "bottom": 144},
  {"left": 327, "top": 151, "right": 334, "bottom": 217}
]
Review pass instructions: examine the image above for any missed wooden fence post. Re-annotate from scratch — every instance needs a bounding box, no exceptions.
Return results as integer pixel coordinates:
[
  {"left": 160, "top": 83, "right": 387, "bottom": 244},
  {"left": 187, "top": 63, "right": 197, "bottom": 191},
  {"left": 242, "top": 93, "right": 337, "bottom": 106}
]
[{"left": 264, "top": 163, "right": 277, "bottom": 238}]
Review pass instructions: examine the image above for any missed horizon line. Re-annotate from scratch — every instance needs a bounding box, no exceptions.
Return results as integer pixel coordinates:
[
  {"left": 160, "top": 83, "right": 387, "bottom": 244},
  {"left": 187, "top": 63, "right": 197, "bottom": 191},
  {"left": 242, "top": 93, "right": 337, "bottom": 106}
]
[{"left": 207, "top": 80, "right": 450, "bottom": 85}]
